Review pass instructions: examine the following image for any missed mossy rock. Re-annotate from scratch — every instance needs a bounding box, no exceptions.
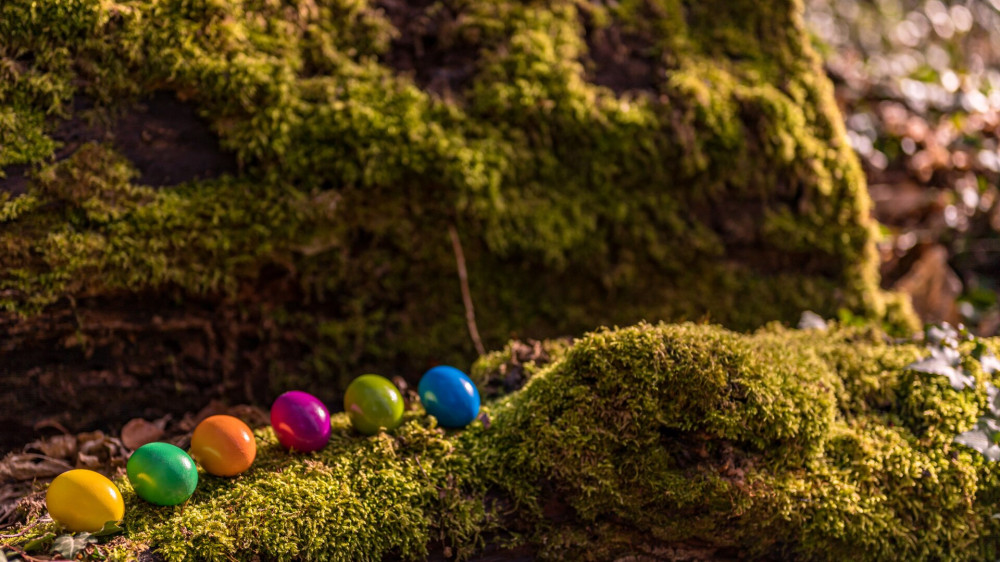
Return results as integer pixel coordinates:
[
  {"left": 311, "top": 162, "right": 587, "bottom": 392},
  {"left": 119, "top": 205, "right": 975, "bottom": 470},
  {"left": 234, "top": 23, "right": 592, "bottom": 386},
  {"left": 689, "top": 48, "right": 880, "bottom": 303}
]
[
  {"left": 0, "top": 0, "right": 916, "bottom": 439},
  {"left": 9, "top": 321, "right": 1000, "bottom": 560}
]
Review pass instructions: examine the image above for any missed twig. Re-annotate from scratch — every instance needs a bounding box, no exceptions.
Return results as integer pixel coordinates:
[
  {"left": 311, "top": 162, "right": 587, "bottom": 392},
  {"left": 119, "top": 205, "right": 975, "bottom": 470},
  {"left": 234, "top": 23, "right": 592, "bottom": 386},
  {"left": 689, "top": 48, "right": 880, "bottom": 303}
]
[
  {"left": 448, "top": 225, "right": 485, "bottom": 356},
  {"left": 413, "top": 455, "right": 430, "bottom": 480},
  {"left": 0, "top": 517, "right": 40, "bottom": 540},
  {"left": 3, "top": 544, "right": 46, "bottom": 561}
]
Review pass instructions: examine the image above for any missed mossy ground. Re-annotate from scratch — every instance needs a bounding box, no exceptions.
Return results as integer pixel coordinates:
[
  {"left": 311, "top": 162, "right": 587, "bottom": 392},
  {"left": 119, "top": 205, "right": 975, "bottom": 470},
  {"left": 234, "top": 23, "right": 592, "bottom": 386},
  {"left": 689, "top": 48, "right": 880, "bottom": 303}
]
[
  {"left": 0, "top": 0, "right": 937, "bottom": 557},
  {"left": 0, "top": 0, "right": 916, "bottom": 429},
  {"left": 8, "top": 321, "right": 1000, "bottom": 561}
]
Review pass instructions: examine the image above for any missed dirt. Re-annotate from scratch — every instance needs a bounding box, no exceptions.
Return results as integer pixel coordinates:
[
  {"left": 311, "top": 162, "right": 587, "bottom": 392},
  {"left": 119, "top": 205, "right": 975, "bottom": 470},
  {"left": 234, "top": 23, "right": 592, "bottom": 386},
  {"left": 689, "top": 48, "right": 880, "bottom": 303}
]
[
  {"left": 0, "top": 165, "right": 30, "bottom": 197},
  {"left": 375, "top": 0, "right": 480, "bottom": 98},
  {"left": 0, "top": 92, "right": 237, "bottom": 195},
  {"left": 579, "top": 7, "right": 661, "bottom": 94},
  {"left": 476, "top": 338, "right": 572, "bottom": 399},
  {"left": 374, "top": 0, "right": 662, "bottom": 99},
  {"left": 0, "top": 290, "right": 300, "bottom": 453}
]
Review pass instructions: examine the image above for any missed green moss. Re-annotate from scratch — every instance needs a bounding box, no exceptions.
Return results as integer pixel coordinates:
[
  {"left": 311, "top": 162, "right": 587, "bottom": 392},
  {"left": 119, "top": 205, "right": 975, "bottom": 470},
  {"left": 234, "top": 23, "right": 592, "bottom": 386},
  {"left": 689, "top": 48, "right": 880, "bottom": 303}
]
[
  {"left": 0, "top": 0, "right": 915, "bottom": 397},
  {"left": 11, "top": 322, "right": 1000, "bottom": 560}
]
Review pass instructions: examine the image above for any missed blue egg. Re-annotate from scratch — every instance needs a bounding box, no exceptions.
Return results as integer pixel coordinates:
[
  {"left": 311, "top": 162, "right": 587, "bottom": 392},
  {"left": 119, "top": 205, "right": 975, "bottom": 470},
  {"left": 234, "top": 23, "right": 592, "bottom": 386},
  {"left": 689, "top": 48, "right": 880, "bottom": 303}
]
[{"left": 418, "top": 366, "right": 481, "bottom": 428}]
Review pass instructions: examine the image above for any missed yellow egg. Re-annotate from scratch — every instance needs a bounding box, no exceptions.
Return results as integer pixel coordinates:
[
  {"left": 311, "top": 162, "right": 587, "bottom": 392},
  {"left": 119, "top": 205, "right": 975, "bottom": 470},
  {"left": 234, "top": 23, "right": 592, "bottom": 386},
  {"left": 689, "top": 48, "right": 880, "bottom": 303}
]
[{"left": 46, "top": 469, "right": 125, "bottom": 532}]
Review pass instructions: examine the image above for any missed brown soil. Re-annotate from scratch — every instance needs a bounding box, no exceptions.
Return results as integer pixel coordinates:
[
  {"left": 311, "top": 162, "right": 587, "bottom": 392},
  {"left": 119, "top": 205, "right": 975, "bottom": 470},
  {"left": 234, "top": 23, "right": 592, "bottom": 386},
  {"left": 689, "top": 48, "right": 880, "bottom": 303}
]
[
  {"left": 580, "top": 8, "right": 661, "bottom": 94},
  {"left": 375, "top": 0, "right": 480, "bottom": 97},
  {"left": 0, "top": 92, "right": 237, "bottom": 195},
  {"left": 0, "top": 290, "right": 299, "bottom": 453},
  {"left": 374, "top": 0, "right": 663, "bottom": 98}
]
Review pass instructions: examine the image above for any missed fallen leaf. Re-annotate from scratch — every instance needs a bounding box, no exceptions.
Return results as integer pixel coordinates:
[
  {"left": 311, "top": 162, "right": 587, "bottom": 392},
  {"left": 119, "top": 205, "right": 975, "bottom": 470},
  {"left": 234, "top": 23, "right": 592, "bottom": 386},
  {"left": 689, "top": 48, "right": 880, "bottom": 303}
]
[
  {"left": 26, "top": 435, "right": 77, "bottom": 460},
  {"left": 391, "top": 376, "right": 409, "bottom": 394},
  {"left": 981, "top": 353, "right": 1000, "bottom": 375},
  {"left": 179, "top": 400, "right": 228, "bottom": 431},
  {"left": 120, "top": 418, "right": 165, "bottom": 450},
  {"left": 226, "top": 404, "right": 270, "bottom": 428},
  {"left": 0, "top": 453, "right": 73, "bottom": 481},
  {"left": 797, "top": 310, "right": 828, "bottom": 330},
  {"left": 77, "top": 453, "right": 102, "bottom": 468},
  {"left": 955, "top": 428, "right": 1000, "bottom": 461},
  {"left": 892, "top": 246, "right": 962, "bottom": 325},
  {"left": 906, "top": 349, "right": 975, "bottom": 390}
]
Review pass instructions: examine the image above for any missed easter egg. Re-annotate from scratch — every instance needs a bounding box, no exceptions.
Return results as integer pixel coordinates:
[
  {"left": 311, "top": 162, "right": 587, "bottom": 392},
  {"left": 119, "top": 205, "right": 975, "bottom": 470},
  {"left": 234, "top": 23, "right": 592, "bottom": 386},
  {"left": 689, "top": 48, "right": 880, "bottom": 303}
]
[
  {"left": 418, "top": 366, "right": 480, "bottom": 428},
  {"left": 190, "top": 415, "right": 257, "bottom": 476},
  {"left": 127, "top": 442, "right": 198, "bottom": 506},
  {"left": 46, "top": 469, "right": 124, "bottom": 532},
  {"left": 344, "top": 374, "right": 404, "bottom": 435},
  {"left": 270, "top": 390, "right": 331, "bottom": 452}
]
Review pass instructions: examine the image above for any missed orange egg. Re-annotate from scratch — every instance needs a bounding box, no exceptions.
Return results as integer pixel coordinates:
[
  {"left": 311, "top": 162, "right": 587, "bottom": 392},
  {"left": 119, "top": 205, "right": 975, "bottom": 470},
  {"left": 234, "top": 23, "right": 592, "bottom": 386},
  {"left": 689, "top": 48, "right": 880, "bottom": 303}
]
[{"left": 189, "top": 415, "right": 256, "bottom": 477}]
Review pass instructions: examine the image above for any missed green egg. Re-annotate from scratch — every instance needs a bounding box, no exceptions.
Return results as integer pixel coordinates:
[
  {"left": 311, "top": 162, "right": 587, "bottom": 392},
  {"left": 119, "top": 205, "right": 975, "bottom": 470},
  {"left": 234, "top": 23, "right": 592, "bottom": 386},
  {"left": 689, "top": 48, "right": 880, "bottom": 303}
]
[
  {"left": 344, "top": 374, "right": 404, "bottom": 435},
  {"left": 126, "top": 442, "right": 198, "bottom": 506}
]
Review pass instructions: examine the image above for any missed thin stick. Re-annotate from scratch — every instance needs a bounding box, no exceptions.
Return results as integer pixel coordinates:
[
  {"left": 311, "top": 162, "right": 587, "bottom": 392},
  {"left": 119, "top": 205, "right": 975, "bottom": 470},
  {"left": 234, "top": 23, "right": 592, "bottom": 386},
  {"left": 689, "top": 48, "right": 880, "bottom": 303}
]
[
  {"left": 0, "top": 517, "right": 39, "bottom": 540},
  {"left": 3, "top": 544, "right": 45, "bottom": 561},
  {"left": 448, "top": 225, "right": 485, "bottom": 356}
]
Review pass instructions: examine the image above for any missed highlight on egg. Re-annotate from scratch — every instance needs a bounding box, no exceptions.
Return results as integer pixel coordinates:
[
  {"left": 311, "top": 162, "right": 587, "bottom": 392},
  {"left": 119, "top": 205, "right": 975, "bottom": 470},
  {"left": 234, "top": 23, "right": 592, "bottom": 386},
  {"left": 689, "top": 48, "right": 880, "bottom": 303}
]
[
  {"left": 190, "top": 415, "right": 257, "bottom": 477},
  {"left": 343, "top": 374, "right": 404, "bottom": 435},
  {"left": 418, "top": 365, "right": 481, "bottom": 428},
  {"left": 46, "top": 469, "right": 125, "bottom": 533},
  {"left": 270, "top": 390, "right": 332, "bottom": 453},
  {"left": 127, "top": 442, "right": 199, "bottom": 506}
]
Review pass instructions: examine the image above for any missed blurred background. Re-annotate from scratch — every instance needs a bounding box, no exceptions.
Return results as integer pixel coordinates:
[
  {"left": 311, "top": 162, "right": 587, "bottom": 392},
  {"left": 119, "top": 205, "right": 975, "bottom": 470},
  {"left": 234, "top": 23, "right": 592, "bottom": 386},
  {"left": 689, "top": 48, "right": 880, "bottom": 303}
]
[{"left": 805, "top": 0, "right": 1000, "bottom": 333}]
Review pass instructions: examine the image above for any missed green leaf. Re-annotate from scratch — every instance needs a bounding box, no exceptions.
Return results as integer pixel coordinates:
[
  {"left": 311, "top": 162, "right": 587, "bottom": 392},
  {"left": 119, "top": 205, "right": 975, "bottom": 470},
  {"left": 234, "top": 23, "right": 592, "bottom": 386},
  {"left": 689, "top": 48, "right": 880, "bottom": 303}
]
[
  {"left": 22, "top": 532, "right": 56, "bottom": 552},
  {"left": 92, "top": 521, "right": 123, "bottom": 537},
  {"left": 52, "top": 532, "right": 97, "bottom": 559}
]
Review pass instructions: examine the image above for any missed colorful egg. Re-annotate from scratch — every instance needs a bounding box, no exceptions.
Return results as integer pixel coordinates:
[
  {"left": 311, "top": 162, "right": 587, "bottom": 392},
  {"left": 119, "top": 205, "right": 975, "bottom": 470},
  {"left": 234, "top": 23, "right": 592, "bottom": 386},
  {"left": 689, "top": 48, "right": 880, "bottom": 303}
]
[
  {"left": 270, "top": 390, "right": 331, "bottom": 452},
  {"left": 344, "top": 374, "right": 404, "bottom": 435},
  {"left": 46, "top": 469, "right": 125, "bottom": 532},
  {"left": 418, "top": 366, "right": 480, "bottom": 428},
  {"left": 189, "top": 415, "right": 257, "bottom": 477},
  {"left": 127, "top": 442, "right": 198, "bottom": 506}
]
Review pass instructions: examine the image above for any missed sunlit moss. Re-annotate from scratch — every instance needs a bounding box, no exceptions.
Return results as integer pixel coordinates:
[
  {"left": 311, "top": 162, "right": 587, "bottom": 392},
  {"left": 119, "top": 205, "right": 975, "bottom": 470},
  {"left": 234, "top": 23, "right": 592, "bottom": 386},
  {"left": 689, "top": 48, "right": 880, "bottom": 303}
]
[
  {"left": 9, "top": 322, "right": 998, "bottom": 560},
  {"left": 0, "top": 0, "right": 915, "bottom": 394}
]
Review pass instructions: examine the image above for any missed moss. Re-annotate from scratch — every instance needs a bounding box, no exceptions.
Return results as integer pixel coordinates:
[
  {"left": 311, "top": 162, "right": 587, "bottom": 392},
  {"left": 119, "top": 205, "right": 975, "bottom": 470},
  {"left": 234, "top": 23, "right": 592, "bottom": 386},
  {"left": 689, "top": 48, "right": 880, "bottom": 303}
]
[
  {"left": 0, "top": 0, "right": 916, "bottom": 406},
  {"left": 11, "top": 321, "right": 1000, "bottom": 560}
]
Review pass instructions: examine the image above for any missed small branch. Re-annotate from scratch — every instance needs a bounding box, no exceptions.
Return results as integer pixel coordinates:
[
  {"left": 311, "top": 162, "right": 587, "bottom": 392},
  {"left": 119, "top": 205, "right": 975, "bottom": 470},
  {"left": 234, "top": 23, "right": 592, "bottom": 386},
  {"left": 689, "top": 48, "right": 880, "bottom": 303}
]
[
  {"left": 3, "top": 544, "right": 46, "bottom": 562},
  {"left": 0, "top": 517, "right": 40, "bottom": 540},
  {"left": 448, "top": 225, "right": 485, "bottom": 356}
]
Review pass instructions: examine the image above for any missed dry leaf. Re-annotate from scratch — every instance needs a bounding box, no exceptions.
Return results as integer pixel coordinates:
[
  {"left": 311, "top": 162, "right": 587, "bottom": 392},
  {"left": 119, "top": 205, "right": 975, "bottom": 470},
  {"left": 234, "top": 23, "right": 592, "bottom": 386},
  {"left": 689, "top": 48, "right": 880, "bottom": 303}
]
[
  {"left": 26, "top": 434, "right": 77, "bottom": 460},
  {"left": 77, "top": 453, "right": 102, "bottom": 468},
  {"left": 892, "top": 245, "right": 962, "bottom": 325},
  {"left": 78, "top": 431, "right": 121, "bottom": 465},
  {"left": 179, "top": 400, "right": 228, "bottom": 431},
  {"left": 0, "top": 453, "right": 73, "bottom": 481},
  {"left": 121, "top": 418, "right": 165, "bottom": 450},
  {"left": 226, "top": 404, "right": 270, "bottom": 428}
]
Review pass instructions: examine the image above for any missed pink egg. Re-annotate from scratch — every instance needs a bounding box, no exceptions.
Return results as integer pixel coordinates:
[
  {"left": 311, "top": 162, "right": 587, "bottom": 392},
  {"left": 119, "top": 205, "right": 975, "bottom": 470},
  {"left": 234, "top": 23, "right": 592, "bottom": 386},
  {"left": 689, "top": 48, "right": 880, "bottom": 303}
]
[{"left": 270, "top": 391, "right": 331, "bottom": 452}]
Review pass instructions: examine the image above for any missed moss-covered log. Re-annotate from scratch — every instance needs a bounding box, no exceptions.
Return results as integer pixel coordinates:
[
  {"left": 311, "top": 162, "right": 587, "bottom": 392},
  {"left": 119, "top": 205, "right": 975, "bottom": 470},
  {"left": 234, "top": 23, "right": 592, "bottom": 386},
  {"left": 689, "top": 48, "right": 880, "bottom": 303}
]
[
  {"left": 0, "top": 0, "right": 915, "bottom": 442},
  {"left": 8, "top": 321, "right": 1000, "bottom": 560}
]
